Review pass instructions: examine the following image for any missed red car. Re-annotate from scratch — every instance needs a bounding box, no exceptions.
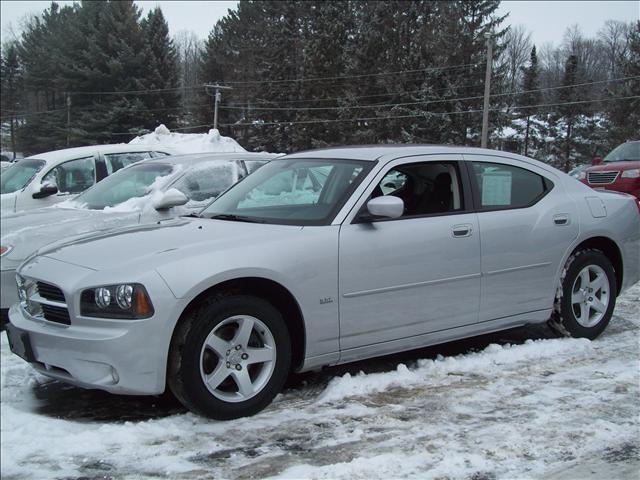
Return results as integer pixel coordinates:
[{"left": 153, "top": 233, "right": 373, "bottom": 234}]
[{"left": 580, "top": 141, "right": 640, "bottom": 201}]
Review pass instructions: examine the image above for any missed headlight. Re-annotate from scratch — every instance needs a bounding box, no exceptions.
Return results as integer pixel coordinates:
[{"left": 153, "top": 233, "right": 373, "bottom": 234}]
[
  {"left": 81, "top": 283, "right": 154, "bottom": 319},
  {"left": 0, "top": 245, "right": 13, "bottom": 257},
  {"left": 578, "top": 171, "right": 586, "bottom": 180},
  {"left": 621, "top": 169, "right": 640, "bottom": 179}
]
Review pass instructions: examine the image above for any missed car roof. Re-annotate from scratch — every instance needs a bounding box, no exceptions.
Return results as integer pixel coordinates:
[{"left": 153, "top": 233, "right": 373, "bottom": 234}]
[
  {"left": 141, "top": 151, "right": 281, "bottom": 166},
  {"left": 282, "top": 145, "right": 523, "bottom": 162},
  {"left": 25, "top": 144, "right": 177, "bottom": 164}
]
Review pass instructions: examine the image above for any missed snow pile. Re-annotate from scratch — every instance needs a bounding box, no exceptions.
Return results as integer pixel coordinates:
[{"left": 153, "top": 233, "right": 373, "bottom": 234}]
[
  {"left": 129, "top": 124, "right": 246, "bottom": 154},
  {"left": 317, "top": 337, "right": 593, "bottom": 404}
]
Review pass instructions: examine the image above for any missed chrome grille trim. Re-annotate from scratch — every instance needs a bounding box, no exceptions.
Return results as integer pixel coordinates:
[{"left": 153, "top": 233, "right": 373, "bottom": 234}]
[{"left": 587, "top": 171, "right": 619, "bottom": 185}]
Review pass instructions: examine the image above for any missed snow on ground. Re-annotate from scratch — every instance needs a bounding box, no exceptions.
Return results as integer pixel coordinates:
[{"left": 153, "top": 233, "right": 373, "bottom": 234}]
[
  {"left": 1, "top": 283, "right": 638, "bottom": 480},
  {"left": 129, "top": 124, "right": 246, "bottom": 154}
]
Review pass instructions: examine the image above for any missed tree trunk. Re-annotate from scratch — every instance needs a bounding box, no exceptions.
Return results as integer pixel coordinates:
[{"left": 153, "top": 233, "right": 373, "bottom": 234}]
[
  {"left": 524, "top": 115, "right": 530, "bottom": 157},
  {"left": 564, "top": 119, "right": 573, "bottom": 172},
  {"left": 10, "top": 116, "right": 16, "bottom": 158}
]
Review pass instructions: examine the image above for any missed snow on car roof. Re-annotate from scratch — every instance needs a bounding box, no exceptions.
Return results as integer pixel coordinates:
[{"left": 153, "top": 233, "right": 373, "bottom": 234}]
[
  {"left": 143, "top": 151, "right": 282, "bottom": 166},
  {"left": 24, "top": 143, "right": 177, "bottom": 164}
]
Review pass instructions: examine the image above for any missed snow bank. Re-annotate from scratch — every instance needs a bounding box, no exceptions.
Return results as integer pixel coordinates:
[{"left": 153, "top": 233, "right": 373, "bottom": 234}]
[
  {"left": 129, "top": 124, "right": 245, "bottom": 154},
  {"left": 318, "top": 337, "right": 593, "bottom": 404}
]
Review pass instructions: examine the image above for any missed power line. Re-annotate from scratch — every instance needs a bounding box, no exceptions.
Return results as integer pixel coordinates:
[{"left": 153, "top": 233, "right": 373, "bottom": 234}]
[
  {"left": 217, "top": 63, "right": 481, "bottom": 85},
  {"left": 218, "top": 95, "right": 639, "bottom": 128},
  {"left": 218, "top": 76, "right": 639, "bottom": 112}
]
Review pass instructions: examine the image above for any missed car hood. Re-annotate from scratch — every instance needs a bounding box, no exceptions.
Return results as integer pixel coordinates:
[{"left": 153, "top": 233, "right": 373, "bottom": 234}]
[
  {"left": 587, "top": 160, "right": 640, "bottom": 172},
  {"left": 36, "top": 217, "right": 303, "bottom": 271},
  {"left": 1, "top": 207, "right": 139, "bottom": 265}
]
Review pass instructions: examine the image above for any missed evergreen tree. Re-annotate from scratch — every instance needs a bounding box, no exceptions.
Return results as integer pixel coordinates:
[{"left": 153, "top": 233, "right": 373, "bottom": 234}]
[
  {"left": 1, "top": 42, "right": 23, "bottom": 155},
  {"left": 141, "top": 7, "right": 180, "bottom": 129},
  {"left": 520, "top": 46, "right": 540, "bottom": 156},
  {"left": 558, "top": 54, "right": 580, "bottom": 171}
]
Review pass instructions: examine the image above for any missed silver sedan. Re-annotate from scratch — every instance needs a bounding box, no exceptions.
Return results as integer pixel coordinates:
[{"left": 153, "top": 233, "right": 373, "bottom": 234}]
[{"left": 6, "top": 146, "right": 640, "bottom": 419}]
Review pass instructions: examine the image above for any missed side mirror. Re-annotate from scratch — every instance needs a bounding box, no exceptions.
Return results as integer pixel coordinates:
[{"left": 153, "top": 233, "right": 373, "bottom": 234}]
[
  {"left": 32, "top": 183, "right": 58, "bottom": 199},
  {"left": 365, "top": 196, "right": 404, "bottom": 219},
  {"left": 153, "top": 188, "right": 188, "bottom": 210},
  {"left": 592, "top": 156, "right": 603, "bottom": 166}
]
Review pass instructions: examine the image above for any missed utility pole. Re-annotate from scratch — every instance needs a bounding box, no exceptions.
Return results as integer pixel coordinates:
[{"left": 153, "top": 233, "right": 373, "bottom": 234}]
[
  {"left": 66, "top": 93, "right": 71, "bottom": 147},
  {"left": 481, "top": 32, "right": 493, "bottom": 149},
  {"left": 204, "top": 84, "right": 232, "bottom": 130}
]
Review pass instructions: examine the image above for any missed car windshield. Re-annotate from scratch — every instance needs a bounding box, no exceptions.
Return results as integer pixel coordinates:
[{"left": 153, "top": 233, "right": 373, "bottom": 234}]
[
  {"left": 202, "top": 158, "right": 372, "bottom": 225},
  {"left": 604, "top": 142, "right": 640, "bottom": 162},
  {"left": 75, "top": 163, "right": 174, "bottom": 209},
  {"left": 0, "top": 159, "right": 46, "bottom": 194}
]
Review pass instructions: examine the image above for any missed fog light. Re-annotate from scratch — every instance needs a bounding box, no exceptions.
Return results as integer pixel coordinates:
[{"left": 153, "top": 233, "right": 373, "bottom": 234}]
[
  {"left": 95, "top": 287, "right": 111, "bottom": 309},
  {"left": 116, "top": 284, "right": 134, "bottom": 309}
]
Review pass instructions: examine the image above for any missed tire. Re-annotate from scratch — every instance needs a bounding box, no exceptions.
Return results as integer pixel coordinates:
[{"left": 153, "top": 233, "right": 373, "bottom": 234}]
[
  {"left": 549, "top": 249, "right": 617, "bottom": 340},
  {"left": 168, "top": 294, "right": 291, "bottom": 420}
]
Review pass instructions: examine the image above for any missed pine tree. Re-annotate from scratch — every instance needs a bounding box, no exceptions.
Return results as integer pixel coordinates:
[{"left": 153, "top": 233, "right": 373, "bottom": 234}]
[
  {"left": 520, "top": 46, "right": 540, "bottom": 156},
  {"left": 141, "top": 7, "right": 180, "bottom": 129},
  {"left": 1, "top": 42, "right": 23, "bottom": 155},
  {"left": 558, "top": 54, "right": 580, "bottom": 171}
]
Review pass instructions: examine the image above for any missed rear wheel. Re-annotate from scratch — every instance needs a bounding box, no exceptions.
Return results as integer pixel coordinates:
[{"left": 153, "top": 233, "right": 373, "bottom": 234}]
[
  {"left": 549, "top": 249, "right": 617, "bottom": 340},
  {"left": 168, "top": 295, "right": 291, "bottom": 419}
]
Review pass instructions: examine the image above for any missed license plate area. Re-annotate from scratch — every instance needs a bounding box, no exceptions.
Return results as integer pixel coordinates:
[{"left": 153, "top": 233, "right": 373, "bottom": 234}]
[{"left": 6, "top": 323, "right": 36, "bottom": 363}]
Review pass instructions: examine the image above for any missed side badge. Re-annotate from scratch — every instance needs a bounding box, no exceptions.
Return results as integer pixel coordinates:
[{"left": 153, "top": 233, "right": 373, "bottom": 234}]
[{"left": 320, "top": 297, "right": 334, "bottom": 305}]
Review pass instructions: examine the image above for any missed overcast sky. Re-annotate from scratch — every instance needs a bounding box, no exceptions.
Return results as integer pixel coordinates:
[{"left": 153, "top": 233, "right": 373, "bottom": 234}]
[{"left": 1, "top": 0, "right": 638, "bottom": 46}]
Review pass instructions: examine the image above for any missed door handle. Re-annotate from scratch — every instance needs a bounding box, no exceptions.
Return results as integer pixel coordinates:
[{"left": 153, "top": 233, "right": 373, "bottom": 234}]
[
  {"left": 553, "top": 214, "right": 570, "bottom": 225},
  {"left": 452, "top": 224, "right": 473, "bottom": 237}
]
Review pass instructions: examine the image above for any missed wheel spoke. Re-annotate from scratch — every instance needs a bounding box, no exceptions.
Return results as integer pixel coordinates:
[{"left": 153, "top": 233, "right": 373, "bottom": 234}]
[
  {"left": 571, "top": 291, "right": 583, "bottom": 304},
  {"left": 231, "top": 368, "right": 254, "bottom": 397},
  {"left": 575, "top": 303, "right": 588, "bottom": 324},
  {"left": 589, "top": 273, "right": 607, "bottom": 293},
  {"left": 245, "top": 346, "right": 275, "bottom": 365},
  {"left": 591, "top": 297, "right": 606, "bottom": 313},
  {"left": 205, "top": 365, "right": 230, "bottom": 390},
  {"left": 579, "top": 269, "right": 590, "bottom": 289},
  {"left": 205, "top": 334, "right": 231, "bottom": 357},
  {"left": 234, "top": 317, "right": 255, "bottom": 348}
]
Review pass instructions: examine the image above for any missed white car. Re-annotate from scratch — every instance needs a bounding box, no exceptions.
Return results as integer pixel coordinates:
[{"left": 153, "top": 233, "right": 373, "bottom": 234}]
[
  {"left": 0, "top": 152, "right": 277, "bottom": 324},
  {"left": 0, "top": 144, "right": 176, "bottom": 213}
]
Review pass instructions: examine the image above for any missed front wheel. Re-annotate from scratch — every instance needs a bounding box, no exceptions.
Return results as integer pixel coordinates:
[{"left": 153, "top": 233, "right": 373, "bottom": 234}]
[
  {"left": 168, "top": 295, "right": 291, "bottom": 419},
  {"left": 550, "top": 249, "right": 617, "bottom": 340}
]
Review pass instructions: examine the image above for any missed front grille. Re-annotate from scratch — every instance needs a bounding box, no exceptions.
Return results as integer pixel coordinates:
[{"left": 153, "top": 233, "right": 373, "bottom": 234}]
[
  {"left": 36, "top": 282, "right": 66, "bottom": 302},
  {"left": 41, "top": 304, "right": 71, "bottom": 325},
  {"left": 588, "top": 171, "right": 619, "bottom": 185}
]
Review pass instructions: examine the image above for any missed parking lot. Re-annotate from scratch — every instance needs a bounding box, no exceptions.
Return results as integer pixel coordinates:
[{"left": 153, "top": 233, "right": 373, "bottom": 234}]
[{"left": 1, "top": 282, "right": 638, "bottom": 480}]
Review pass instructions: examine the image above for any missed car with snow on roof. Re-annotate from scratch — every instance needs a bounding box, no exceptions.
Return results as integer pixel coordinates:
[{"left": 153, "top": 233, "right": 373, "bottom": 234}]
[
  {"left": 0, "top": 144, "right": 177, "bottom": 213},
  {"left": 5, "top": 145, "right": 640, "bottom": 419},
  {"left": 0, "top": 152, "right": 278, "bottom": 325}
]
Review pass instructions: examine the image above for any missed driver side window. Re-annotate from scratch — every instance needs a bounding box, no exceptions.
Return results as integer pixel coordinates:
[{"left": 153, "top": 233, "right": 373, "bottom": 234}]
[
  {"left": 42, "top": 156, "right": 96, "bottom": 194},
  {"left": 371, "top": 162, "right": 465, "bottom": 217}
]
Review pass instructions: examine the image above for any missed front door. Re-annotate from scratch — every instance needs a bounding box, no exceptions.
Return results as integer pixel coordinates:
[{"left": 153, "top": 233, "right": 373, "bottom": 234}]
[{"left": 338, "top": 157, "right": 481, "bottom": 351}]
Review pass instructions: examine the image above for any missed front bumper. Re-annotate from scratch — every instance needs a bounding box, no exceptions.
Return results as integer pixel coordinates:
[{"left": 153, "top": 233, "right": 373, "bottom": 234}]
[
  {"left": 7, "top": 302, "right": 170, "bottom": 395},
  {"left": 7, "top": 257, "right": 182, "bottom": 395}
]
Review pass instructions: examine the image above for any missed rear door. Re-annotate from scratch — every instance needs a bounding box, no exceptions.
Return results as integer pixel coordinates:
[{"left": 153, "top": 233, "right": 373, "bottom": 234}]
[
  {"left": 338, "top": 156, "right": 481, "bottom": 351},
  {"left": 466, "top": 155, "right": 579, "bottom": 321}
]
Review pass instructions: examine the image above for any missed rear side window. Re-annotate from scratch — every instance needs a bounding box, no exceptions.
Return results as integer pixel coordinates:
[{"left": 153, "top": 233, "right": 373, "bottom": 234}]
[
  {"left": 104, "top": 152, "right": 154, "bottom": 174},
  {"left": 472, "top": 162, "right": 552, "bottom": 210}
]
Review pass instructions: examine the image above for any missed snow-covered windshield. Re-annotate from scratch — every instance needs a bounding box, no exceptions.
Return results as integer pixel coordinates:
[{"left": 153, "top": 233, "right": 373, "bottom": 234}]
[
  {"left": 202, "top": 159, "right": 372, "bottom": 226},
  {"left": 75, "top": 163, "right": 174, "bottom": 209},
  {"left": 604, "top": 142, "right": 640, "bottom": 162},
  {"left": 0, "top": 159, "right": 46, "bottom": 194}
]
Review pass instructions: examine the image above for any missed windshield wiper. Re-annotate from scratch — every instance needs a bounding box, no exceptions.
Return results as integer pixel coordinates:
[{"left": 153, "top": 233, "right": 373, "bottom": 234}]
[
  {"left": 209, "top": 213, "right": 267, "bottom": 223},
  {"left": 181, "top": 212, "right": 202, "bottom": 218}
]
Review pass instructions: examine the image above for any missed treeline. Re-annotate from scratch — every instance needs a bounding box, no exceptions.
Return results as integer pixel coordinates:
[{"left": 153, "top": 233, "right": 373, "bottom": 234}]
[{"left": 1, "top": 1, "right": 638, "bottom": 170}]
